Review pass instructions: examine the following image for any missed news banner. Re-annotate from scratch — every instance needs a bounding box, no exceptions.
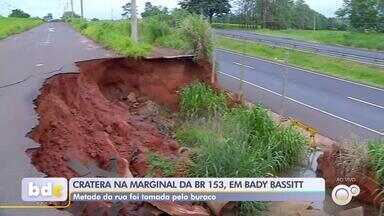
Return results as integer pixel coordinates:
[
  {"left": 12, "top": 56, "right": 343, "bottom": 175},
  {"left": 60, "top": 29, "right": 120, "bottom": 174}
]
[{"left": 21, "top": 178, "right": 325, "bottom": 202}]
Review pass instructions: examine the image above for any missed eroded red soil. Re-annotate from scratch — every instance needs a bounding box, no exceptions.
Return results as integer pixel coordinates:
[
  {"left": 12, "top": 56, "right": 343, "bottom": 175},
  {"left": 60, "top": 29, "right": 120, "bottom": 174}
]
[{"left": 27, "top": 57, "right": 215, "bottom": 215}]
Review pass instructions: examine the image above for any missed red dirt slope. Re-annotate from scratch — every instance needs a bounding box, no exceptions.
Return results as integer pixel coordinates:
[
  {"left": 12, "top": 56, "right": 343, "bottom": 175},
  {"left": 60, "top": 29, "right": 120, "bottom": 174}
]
[{"left": 28, "top": 57, "right": 213, "bottom": 178}]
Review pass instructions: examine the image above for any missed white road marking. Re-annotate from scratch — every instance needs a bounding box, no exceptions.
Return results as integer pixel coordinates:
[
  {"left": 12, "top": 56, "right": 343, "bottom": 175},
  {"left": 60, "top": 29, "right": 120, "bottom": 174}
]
[
  {"left": 217, "top": 48, "right": 384, "bottom": 93},
  {"left": 233, "top": 62, "right": 255, "bottom": 70},
  {"left": 347, "top": 97, "right": 384, "bottom": 110},
  {"left": 35, "top": 63, "right": 43, "bottom": 67},
  {"left": 218, "top": 70, "right": 384, "bottom": 136}
]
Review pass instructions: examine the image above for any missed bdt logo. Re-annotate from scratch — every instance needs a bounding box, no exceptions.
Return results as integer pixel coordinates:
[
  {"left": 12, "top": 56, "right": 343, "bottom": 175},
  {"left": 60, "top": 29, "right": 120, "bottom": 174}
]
[{"left": 22, "top": 178, "right": 68, "bottom": 201}]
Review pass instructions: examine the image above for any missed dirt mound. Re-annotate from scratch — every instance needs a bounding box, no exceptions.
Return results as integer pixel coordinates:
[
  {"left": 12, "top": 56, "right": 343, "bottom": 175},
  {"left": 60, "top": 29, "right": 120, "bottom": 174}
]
[{"left": 27, "top": 57, "right": 214, "bottom": 215}]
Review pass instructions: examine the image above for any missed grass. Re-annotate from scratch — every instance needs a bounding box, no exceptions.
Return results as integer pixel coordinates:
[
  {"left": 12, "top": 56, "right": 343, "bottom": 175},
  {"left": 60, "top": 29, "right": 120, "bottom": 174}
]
[
  {"left": 239, "top": 202, "right": 267, "bottom": 216},
  {"left": 180, "top": 82, "right": 227, "bottom": 117},
  {"left": 217, "top": 36, "right": 384, "bottom": 88},
  {"left": 140, "top": 16, "right": 185, "bottom": 50},
  {"left": 69, "top": 15, "right": 213, "bottom": 59},
  {"left": 177, "top": 82, "right": 307, "bottom": 214},
  {"left": 337, "top": 140, "right": 384, "bottom": 186},
  {"left": 368, "top": 140, "right": 384, "bottom": 185},
  {"left": 70, "top": 19, "right": 152, "bottom": 57},
  {"left": 254, "top": 29, "right": 384, "bottom": 51},
  {"left": 0, "top": 17, "right": 43, "bottom": 40},
  {"left": 177, "top": 82, "right": 307, "bottom": 178},
  {"left": 146, "top": 152, "right": 175, "bottom": 177}
]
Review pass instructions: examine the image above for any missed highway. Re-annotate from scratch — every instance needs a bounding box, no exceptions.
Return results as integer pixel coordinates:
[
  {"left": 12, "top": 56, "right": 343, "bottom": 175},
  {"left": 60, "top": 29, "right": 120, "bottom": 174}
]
[
  {"left": 215, "top": 49, "right": 384, "bottom": 141},
  {"left": 215, "top": 29, "right": 384, "bottom": 67}
]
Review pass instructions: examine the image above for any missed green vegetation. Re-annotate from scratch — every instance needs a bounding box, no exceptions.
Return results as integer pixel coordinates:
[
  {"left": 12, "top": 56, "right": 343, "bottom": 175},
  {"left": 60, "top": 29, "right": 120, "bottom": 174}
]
[
  {"left": 0, "top": 17, "right": 43, "bottom": 40},
  {"left": 146, "top": 152, "right": 175, "bottom": 177},
  {"left": 177, "top": 82, "right": 307, "bottom": 178},
  {"left": 214, "top": 0, "right": 383, "bottom": 33},
  {"left": 140, "top": 16, "right": 184, "bottom": 50},
  {"left": 176, "top": 82, "right": 307, "bottom": 214},
  {"left": 180, "top": 82, "right": 227, "bottom": 117},
  {"left": 70, "top": 19, "right": 152, "bottom": 57},
  {"left": 69, "top": 12, "right": 213, "bottom": 59},
  {"left": 337, "top": 0, "right": 384, "bottom": 32},
  {"left": 180, "top": 15, "right": 214, "bottom": 60},
  {"left": 217, "top": 36, "right": 384, "bottom": 88},
  {"left": 179, "top": 0, "right": 231, "bottom": 23},
  {"left": 368, "top": 140, "right": 384, "bottom": 185},
  {"left": 253, "top": 29, "right": 384, "bottom": 51},
  {"left": 8, "top": 9, "right": 31, "bottom": 18},
  {"left": 239, "top": 202, "right": 267, "bottom": 216},
  {"left": 215, "top": 0, "right": 329, "bottom": 30}
]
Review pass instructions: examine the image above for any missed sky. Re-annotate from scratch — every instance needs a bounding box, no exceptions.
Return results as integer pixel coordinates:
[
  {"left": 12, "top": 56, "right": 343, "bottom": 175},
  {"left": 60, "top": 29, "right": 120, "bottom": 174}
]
[{"left": 0, "top": 0, "right": 343, "bottom": 20}]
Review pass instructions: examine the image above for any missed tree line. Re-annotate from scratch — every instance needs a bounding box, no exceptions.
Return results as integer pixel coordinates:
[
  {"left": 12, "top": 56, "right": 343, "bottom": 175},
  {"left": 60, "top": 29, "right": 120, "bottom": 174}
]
[
  {"left": 214, "top": 0, "right": 329, "bottom": 30},
  {"left": 179, "top": 0, "right": 384, "bottom": 32},
  {"left": 336, "top": 0, "right": 384, "bottom": 32}
]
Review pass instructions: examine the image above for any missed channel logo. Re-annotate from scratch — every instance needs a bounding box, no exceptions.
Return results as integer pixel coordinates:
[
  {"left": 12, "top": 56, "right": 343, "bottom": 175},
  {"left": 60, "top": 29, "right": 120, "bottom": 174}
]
[
  {"left": 22, "top": 178, "right": 68, "bottom": 201},
  {"left": 331, "top": 184, "right": 360, "bottom": 206}
]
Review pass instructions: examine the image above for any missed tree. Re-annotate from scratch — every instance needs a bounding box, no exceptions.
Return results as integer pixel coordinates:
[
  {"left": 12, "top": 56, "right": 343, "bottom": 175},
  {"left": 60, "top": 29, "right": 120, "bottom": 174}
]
[
  {"left": 121, "top": 2, "right": 131, "bottom": 18},
  {"left": 337, "top": 0, "right": 380, "bottom": 31},
  {"left": 61, "top": 11, "right": 80, "bottom": 21},
  {"left": 179, "top": 0, "right": 231, "bottom": 23},
  {"left": 9, "top": 9, "right": 30, "bottom": 18},
  {"left": 141, "top": 2, "right": 168, "bottom": 18},
  {"left": 350, "top": 0, "right": 378, "bottom": 31}
]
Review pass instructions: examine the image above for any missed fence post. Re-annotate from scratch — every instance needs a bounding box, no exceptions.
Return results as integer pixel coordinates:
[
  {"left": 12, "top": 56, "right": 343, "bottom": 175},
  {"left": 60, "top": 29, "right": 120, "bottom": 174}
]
[{"left": 280, "top": 49, "right": 289, "bottom": 119}]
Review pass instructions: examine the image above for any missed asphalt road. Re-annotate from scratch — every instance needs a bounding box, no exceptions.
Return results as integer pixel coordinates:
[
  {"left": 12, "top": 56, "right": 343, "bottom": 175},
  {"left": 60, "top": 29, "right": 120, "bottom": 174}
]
[
  {"left": 0, "top": 22, "right": 112, "bottom": 215},
  {"left": 216, "top": 49, "right": 384, "bottom": 141},
  {"left": 215, "top": 29, "right": 384, "bottom": 67},
  {"left": 0, "top": 22, "right": 383, "bottom": 215}
]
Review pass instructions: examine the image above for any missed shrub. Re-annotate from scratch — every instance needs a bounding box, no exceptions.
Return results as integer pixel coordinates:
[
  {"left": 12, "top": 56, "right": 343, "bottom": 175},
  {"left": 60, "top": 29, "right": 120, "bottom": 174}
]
[
  {"left": 142, "top": 17, "right": 171, "bottom": 43},
  {"left": 180, "top": 15, "right": 214, "bottom": 60},
  {"left": 139, "top": 15, "right": 187, "bottom": 50},
  {"left": 180, "top": 82, "right": 227, "bottom": 118}
]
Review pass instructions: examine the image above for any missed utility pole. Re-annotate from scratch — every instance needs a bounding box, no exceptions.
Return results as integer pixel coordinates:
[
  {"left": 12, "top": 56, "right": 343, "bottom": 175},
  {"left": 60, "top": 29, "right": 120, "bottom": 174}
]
[
  {"left": 131, "top": 0, "right": 138, "bottom": 42},
  {"left": 80, "top": 0, "right": 84, "bottom": 18},
  {"left": 70, "top": 0, "right": 74, "bottom": 15},
  {"left": 313, "top": 14, "right": 316, "bottom": 31}
]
